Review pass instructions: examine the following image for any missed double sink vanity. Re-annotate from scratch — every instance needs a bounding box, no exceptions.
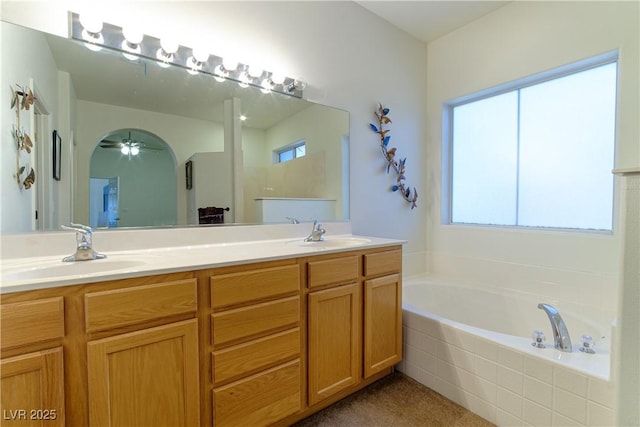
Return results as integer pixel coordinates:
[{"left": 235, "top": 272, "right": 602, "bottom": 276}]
[{"left": 0, "top": 222, "right": 404, "bottom": 426}]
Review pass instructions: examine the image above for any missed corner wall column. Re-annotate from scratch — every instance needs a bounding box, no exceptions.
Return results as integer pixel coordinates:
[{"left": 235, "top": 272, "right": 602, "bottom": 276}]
[
  {"left": 223, "top": 97, "right": 244, "bottom": 223},
  {"left": 614, "top": 168, "right": 640, "bottom": 427}
]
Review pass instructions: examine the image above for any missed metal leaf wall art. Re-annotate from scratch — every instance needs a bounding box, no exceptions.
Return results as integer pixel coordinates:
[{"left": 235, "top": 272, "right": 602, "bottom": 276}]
[
  {"left": 10, "top": 84, "right": 36, "bottom": 189},
  {"left": 369, "top": 103, "right": 418, "bottom": 209}
]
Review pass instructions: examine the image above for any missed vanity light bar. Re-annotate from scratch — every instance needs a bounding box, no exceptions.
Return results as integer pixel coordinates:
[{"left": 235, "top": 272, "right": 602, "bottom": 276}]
[{"left": 69, "top": 12, "right": 305, "bottom": 98}]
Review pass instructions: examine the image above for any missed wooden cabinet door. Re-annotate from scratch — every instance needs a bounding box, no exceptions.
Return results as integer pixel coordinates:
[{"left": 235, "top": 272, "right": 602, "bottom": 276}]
[
  {"left": 364, "top": 274, "right": 402, "bottom": 378},
  {"left": 307, "top": 283, "right": 361, "bottom": 405},
  {"left": 0, "top": 347, "right": 65, "bottom": 426},
  {"left": 87, "top": 319, "right": 199, "bottom": 427}
]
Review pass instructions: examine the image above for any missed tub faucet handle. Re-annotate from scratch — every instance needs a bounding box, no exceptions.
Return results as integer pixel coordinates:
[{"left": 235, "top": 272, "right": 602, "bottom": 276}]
[
  {"left": 531, "top": 329, "right": 546, "bottom": 348},
  {"left": 579, "top": 334, "right": 596, "bottom": 354}
]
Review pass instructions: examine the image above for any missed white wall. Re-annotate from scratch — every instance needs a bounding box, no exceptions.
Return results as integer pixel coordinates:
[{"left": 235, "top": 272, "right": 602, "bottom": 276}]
[
  {"left": 0, "top": 0, "right": 429, "bottom": 273},
  {"left": 427, "top": 4, "right": 639, "bottom": 423},
  {"left": 1, "top": 21, "right": 59, "bottom": 233},
  {"left": 426, "top": 1, "right": 638, "bottom": 311}
]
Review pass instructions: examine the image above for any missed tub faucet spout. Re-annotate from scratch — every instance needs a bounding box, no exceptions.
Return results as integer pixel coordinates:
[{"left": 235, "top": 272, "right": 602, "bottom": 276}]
[{"left": 537, "top": 303, "right": 572, "bottom": 352}]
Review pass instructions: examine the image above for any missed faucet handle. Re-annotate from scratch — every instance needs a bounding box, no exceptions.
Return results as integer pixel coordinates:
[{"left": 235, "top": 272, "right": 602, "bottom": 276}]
[
  {"left": 579, "top": 334, "right": 596, "bottom": 354},
  {"left": 531, "top": 329, "right": 546, "bottom": 348},
  {"left": 62, "top": 223, "right": 93, "bottom": 235}
]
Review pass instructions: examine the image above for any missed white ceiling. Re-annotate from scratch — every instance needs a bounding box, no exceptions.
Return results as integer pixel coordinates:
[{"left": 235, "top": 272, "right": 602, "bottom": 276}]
[{"left": 356, "top": 1, "right": 510, "bottom": 43}]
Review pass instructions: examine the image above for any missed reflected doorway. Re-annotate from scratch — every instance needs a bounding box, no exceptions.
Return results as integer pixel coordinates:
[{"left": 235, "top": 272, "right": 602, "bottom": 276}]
[
  {"left": 90, "top": 177, "right": 119, "bottom": 228},
  {"left": 90, "top": 129, "right": 177, "bottom": 227}
]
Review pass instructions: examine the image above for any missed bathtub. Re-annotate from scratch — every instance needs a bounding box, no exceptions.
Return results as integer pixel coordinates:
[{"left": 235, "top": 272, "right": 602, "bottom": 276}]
[{"left": 398, "top": 275, "right": 616, "bottom": 426}]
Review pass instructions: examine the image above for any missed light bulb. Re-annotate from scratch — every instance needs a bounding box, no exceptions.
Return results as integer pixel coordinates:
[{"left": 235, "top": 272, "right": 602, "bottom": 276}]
[
  {"left": 260, "top": 78, "right": 273, "bottom": 94},
  {"left": 192, "top": 47, "right": 209, "bottom": 63},
  {"left": 238, "top": 71, "right": 250, "bottom": 88},
  {"left": 121, "top": 27, "right": 143, "bottom": 60},
  {"left": 213, "top": 65, "right": 227, "bottom": 82},
  {"left": 222, "top": 58, "right": 238, "bottom": 71},
  {"left": 121, "top": 40, "right": 140, "bottom": 60},
  {"left": 82, "top": 29, "right": 104, "bottom": 51},
  {"left": 79, "top": 14, "right": 103, "bottom": 34},
  {"left": 186, "top": 47, "right": 209, "bottom": 75},
  {"left": 160, "top": 38, "right": 179, "bottom": 54},
  {"left": 270, "top": 72, "right": 285, "bottom": 85},
  {"left": 248, "top": 65, "right": 263, "bottom": 78},
  {"left": 121, "top": 145, "right": 130, "bottom": 155},
  {"left": 79, "top": 13, "right": 104, "bottom": 52},
  {"left": 156, "top": 38, "right": 178, "bottom": 68},
  {"left": 240, "top": 115, "right": 247, "bottom": 121},
  {"left": 130, "top": 146, "right": 140, "bottom": 156},
  {"left": 123, "top": 27, "right": 143, "bottom": 44}
]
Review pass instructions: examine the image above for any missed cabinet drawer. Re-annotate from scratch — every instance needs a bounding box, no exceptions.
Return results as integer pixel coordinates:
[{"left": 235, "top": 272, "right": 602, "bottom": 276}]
[
  {"left": 212, "top": 296, "right": 300, "bottom": 347},
  {"left": 211, "top": 265, "right": 299, "bottom": 310},
  {"left": 364, "top": 249, "right": 402, "bottom": 277},
  {"left": 307, "top": 255, "right": 359, "bottom": 289},
  {"left": 0, "top": 297, "right": 64, "bottom": 350},
  {"left": 213, "top": 327, "right": 300, "bottom": 385},
  {"left": 213, "top": 359, "right": 301, "bottom": 427},
  {"left": 85, "top": 279, "right": 197, "bottom": 333}
]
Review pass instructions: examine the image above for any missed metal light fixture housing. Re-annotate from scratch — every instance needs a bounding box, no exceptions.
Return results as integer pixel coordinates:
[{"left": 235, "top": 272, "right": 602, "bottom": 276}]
[{"left": 70, "top": 12, "right": 305, "bottom": 98}]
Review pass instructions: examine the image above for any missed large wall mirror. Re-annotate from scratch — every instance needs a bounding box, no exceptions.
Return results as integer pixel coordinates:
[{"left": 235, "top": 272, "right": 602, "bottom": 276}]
[{"left": 1, "top": 20, "right": 349, "bottom": 233}]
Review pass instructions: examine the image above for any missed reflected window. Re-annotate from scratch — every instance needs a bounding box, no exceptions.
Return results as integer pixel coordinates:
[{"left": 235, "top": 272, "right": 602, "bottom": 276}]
[
  {"left": 445, "top": 55, "right": 618, "bottom": 231},
  {"left": 275, "top": 140, "right": 306, "bottom": 164}
]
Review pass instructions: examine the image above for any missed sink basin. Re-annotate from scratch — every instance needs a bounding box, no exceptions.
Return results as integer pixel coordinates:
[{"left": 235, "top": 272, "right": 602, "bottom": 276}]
[
  {"left": 1, "top": 258, "right": 149, "bottom": 282},
  {"left": 289, "top": 237, "right": 372, "bottom": 249}
]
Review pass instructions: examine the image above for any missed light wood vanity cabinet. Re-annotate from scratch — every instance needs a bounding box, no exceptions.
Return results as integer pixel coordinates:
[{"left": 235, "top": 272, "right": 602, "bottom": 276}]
[
  {"left": 0, "top": 297, "right": 66, "bottom": 426},
  {"left": 305, "top": 248, "right": 402, "bottom": 408},
  {"left": 84, "top": 278, "right": 200, "bottom": 427},
  {"left": 363, "top": 249, "right": 403, "bottom": 378},
  {"left": 0, "top": 244, "right": 402, "bottom": 427},
  {"left": 209, "top": 262, "right": 303, "bottom": 427},
  {"left": 307, "top": 255, "right": 361, "bottom": 405}
]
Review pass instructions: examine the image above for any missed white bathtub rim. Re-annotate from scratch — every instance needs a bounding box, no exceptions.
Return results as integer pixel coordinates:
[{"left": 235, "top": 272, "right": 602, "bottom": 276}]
[
  {"left": 403, "top": 273, "right": 616, "bottom": 341},
  {"left": 403, "top": 274, "right": 616, "bottom": 325},
  {"left": 402, "top": 275, "right": 611, "bottom": 381}
]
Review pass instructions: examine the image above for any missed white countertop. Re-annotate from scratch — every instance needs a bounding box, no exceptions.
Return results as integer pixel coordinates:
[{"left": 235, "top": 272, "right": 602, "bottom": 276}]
[{"left": 0, "top": 231, "right": 404, "bottom": 294}]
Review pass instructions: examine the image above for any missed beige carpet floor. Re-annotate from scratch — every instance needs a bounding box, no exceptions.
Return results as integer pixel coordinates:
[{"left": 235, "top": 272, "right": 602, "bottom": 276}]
[{"left": 292, "top": 372, "right": 495, "bottom": 427}]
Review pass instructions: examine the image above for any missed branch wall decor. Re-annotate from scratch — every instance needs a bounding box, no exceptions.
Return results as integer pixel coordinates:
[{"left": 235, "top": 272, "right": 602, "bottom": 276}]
[
  {"left": 369, "top": 103, "right": 418, "bottom": 209},
  {"left": 10, "top": 84, "right": 36, "bottom": 189}
]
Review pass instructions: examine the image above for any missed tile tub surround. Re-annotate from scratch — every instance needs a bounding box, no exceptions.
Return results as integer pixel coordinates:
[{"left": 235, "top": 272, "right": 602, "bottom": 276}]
[{"left": 398, "top": 308, "right": 616, "bottom": 426}]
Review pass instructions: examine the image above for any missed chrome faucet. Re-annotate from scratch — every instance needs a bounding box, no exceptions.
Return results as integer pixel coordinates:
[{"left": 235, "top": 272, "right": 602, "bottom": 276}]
[
  {"left": 286, "top": 217, "right": 300, "bottom": 224},
  {"left": 61, "top": 223, "right": 106, "bottom": 262},
  {"left": 304, "top": 220, "right": 326, "bottom": 242},
  {"left": 537, "top": 303, "right": 572, "bottom": 352}
]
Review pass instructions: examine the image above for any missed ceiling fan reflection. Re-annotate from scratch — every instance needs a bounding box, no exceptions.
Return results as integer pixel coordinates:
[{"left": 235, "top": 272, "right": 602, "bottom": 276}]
[{"left": 99, "top": 132, "right": 162, "bottom": 156}]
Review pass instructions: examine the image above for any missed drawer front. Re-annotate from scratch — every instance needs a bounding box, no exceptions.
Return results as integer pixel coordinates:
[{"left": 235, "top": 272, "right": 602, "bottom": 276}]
[
  {"left": 212, "top": 296, "right": 300, "bottom": 347},
  {"left": 213, "top": 359, "right": 301, "bottom": 427},
  {"left": 85, "top": 279, "right": 197, "bottom": 333},
  {"left": 364, "top": 249, "right": 402, "bottom": 277},
  {"left": 307, "top": 255, "right": 359, "bottom": 289},
  {"left": 211, "top": 265, "right": 299, "bottom": 310},
  {"left": 213, "top": 327, "right": 300, "bottom": 385},
  {"left": 0, "top": 297, "right": 64, "bottom": 350}
]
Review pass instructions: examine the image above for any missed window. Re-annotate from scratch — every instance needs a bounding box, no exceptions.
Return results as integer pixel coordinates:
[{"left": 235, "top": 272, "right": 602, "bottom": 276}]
[
  {"left": 274, "top": 140, "right": 306, "bottom": 164},
  {"left": 446, "top": 54, "right": 617, "bottom": 231}
]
